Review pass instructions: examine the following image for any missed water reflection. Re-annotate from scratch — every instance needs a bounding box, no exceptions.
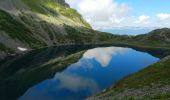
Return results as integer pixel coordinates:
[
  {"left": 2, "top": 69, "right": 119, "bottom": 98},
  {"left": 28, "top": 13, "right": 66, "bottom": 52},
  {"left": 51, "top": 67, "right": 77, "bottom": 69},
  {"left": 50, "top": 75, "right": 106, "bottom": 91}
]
[
  {"left": 20, "top": 74, "right": 99, "bottom": 100},
  {"left": 54, "top": 73, "right": 99, "bottom": 93},
  {"left": 83, "top": 47, "right": 128, "bottom": 67},
  {"left": 0, "top": 45, "right": 90, "bottom": 100},
  {"left": 20, "top": 47, "right": 160, "bottom": 100}
]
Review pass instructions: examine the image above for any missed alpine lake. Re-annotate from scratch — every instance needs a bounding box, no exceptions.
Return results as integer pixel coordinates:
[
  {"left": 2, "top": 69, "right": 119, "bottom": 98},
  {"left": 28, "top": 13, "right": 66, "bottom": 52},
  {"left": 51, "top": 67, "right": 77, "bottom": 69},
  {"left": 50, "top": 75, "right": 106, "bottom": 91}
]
[{"left": 0, "top": 44, "right": 169, "bottom": 100}]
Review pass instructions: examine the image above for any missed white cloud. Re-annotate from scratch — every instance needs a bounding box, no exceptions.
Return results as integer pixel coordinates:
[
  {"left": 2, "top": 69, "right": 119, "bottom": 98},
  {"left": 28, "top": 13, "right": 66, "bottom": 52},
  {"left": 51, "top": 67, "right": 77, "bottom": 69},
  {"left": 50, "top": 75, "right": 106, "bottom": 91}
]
[
  {"left": 155, "top": 13, "right": 170, "bottom": 27},
  {"left": 66, "top": 0, "right": 130, "bottom": 29},
  {"left": 66, "top": 0, "right": 170, "bottom": 29},
  {"left": 135, "top": 15, "right": 150, "bottom": 25},
  {"left": 17, "top": 47, "right": 28, "bottom": 51},
  {"left": 157, "top": 13, "right": 170, "bottom": 21},
  {"left": 65, "top": 0, "right": 79, "bottom": 8}
]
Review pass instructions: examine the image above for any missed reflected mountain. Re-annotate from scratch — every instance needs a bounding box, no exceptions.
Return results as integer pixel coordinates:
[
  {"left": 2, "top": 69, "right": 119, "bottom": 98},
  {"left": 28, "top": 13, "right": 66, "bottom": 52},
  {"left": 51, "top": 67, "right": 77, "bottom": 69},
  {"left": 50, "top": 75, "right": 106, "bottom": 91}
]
[
  {"left": 0, "top": 45, "right": 169, "bottom": 100},
  {"left": 0, "top": 45, "right": 88, "bottom": 100}
]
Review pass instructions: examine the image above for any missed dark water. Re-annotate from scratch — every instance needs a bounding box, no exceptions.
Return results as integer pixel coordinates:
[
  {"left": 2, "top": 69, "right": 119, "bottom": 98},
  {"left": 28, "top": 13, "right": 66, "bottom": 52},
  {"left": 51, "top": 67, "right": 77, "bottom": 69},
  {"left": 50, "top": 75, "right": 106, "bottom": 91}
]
[{"left": 18, "top": 46, "right": 159, "bottom": 100}]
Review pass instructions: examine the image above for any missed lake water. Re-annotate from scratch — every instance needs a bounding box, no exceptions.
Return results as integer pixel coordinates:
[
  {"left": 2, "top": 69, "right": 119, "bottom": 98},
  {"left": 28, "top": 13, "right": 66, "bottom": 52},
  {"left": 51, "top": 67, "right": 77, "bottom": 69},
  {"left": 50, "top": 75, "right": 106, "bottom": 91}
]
[{"left": 18, "top": 46, "right": 159, "bottom": 100}]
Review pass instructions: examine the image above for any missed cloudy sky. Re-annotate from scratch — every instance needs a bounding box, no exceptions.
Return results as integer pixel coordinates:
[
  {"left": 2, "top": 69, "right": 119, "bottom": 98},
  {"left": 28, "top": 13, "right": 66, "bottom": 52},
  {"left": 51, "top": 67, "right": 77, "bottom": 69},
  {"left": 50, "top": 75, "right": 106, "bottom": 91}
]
[{"left": 65, "top": 0, "right": 170, "bottom": 29}]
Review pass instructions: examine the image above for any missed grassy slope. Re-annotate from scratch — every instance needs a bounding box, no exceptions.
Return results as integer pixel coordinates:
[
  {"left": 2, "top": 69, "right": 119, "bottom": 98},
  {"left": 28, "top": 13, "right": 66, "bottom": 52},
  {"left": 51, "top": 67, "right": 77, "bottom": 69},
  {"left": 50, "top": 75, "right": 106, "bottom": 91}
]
[
  {"left": 115, "top": 57, "right": 170, "bottom": 89},
  {"left": 63, "top": 25, "right": 114, "bottom": 43},
  {"left": 109, "top": 28, "right": 170, "bottom": 49},
  {"left": 46, "top": 1, "right": 91, "bottom": 28},
  {"left": 0, "top": 0, "right": 103, "bottom": 51},
  {"left": 0, "top": 43, "right": 14, "bottom": 53},
  {"left": 20, "top": 0, "right": 102, "bottom": 44},
  {"left": 1, "top": 0, "right": 169, "bottom": 51},
  {"left": 0, "top": 9, "right": 46, "bottom": 49},
  {"left": 0, "top": 0, "right": 96, "bottom": 57},
  {"left": 21, "top": 0, "right": 91, "bottom": 28}
]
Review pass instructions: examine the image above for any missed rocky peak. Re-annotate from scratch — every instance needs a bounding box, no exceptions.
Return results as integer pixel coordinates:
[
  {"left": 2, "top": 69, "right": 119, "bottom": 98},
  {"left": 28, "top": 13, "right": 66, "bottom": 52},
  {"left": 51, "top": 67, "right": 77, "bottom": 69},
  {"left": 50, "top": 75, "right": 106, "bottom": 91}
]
[
  {"left": 145, "top": 28, "right": 170, "bottom": 42},
  {"left": 53, "top": 0, "right": 70, "bottom": 7}
]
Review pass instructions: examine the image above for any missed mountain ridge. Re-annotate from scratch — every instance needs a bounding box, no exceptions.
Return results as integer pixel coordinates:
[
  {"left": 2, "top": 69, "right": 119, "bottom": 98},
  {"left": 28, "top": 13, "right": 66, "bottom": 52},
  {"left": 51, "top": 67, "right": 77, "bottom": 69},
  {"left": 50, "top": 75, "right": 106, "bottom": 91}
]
[
  {"left": 0, "top": 0, "right": 101, "bottom": 59},
  {"left": 0, "top": 0, "right": 170, "bottom": 60}
]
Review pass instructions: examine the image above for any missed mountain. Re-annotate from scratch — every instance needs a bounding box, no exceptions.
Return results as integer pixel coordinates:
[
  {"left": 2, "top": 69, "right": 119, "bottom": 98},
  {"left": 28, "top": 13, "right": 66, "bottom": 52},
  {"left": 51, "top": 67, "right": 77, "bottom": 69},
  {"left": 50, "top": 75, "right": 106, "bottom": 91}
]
[
  {"left": 108, "top": 28, "right": 170, "bottom": 48},
  {"left": 100, "top": 27, "right": 155, "bottom": 35},
  {"left": 0, "top": 0, "right": 112, "bottom": 59},
  {"left": 135, "top": 28, "right": 170, "bottom": 43},
  {"left": 0, "top": 0, "right": 170, "bottom": 60},
  {"left": 125, "top": 28, "right": 170, "bottom": 48}
]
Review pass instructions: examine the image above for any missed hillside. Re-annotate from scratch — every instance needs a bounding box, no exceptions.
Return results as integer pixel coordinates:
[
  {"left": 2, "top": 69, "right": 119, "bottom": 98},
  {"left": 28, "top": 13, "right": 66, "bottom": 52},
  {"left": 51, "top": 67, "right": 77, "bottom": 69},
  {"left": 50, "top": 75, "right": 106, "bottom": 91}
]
[
  {"left": 132, "top": 28, "right": 170, "bottom": 47},
  {"left": 0, "top": 0, "right": 113, "bottom": 59},
  {"left": 0, "top": 0, "right": 169, "bottom": 60},
  {"left": 107, "top": 28, "right": 170, "bottom": 49}
]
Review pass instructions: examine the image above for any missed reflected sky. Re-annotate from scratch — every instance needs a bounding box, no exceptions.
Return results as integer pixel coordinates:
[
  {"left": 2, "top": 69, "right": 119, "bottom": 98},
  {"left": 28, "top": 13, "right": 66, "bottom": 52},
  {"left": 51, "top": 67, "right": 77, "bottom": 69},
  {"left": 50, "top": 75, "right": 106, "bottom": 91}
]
[
  {"left": 19, "top": 47, "right": 160, "bottom": 100},
  {"left": 83, "top": 47, "right": 128, "bottom": 67}
]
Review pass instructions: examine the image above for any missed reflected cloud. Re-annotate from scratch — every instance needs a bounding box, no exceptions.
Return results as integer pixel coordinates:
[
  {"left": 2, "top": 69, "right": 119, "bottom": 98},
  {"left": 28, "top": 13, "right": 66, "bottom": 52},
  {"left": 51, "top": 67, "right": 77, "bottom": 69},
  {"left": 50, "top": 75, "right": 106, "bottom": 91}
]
[
  {"left": 83, "top": 47, "right": 128, "bottom": 67},
  {"left": 54, "top": 73, "right": 99, "bottom": 93},
  {"left": 69, "top": 58, "right": 94, "bottom": 70}
]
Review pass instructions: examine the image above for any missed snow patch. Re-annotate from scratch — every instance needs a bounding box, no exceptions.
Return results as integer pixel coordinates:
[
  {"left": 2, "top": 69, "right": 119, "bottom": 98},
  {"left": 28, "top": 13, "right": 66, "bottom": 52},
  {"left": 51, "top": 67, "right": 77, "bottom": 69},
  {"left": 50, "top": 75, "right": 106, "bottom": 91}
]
[{"left": 17, "top": 47, "right": 28, "bottom": 51}]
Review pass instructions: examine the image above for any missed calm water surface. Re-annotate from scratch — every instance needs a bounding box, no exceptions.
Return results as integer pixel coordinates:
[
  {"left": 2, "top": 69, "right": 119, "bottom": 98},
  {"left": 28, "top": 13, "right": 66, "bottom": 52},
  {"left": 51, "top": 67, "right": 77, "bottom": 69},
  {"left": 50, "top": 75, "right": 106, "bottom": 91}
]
[{"left": 19, "top": 46, "right": 159, "bottom": 100}]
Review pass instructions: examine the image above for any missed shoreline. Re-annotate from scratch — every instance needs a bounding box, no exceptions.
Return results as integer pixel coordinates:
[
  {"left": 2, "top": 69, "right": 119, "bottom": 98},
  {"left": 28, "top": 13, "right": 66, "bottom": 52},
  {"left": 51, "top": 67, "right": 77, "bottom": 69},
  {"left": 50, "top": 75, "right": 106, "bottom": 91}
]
[{"left": 1, "top": 42, "right": 170, "bottom": 62}]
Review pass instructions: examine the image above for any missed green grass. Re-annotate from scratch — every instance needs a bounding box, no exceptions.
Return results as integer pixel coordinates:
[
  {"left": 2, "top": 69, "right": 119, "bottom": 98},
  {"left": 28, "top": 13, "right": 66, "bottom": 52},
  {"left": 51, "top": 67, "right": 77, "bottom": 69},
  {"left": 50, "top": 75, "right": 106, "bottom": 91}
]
[
  {"left": 64, "top": 25, "right": 85, "bottom": 43},
  {"left": 45, "top": 1, "right": 91, "bottom": 28},
  {"left": 41, "top": 21, "right": 55, "bottom": 41},
  {"left": 63, "top": 25, "right": 122, "bottom": 44},
  {"left": 0, "top": 9, "right": 46, "bottom": 48},
  {"left": 115, "top": 57, "right": 170, "bottom": 89},
  {"left": 21, "top": 0, "right": 91, "bottom": 28},
  {"left": 0, "top": 43, "right": 14, "bottom": 53},
  {"left": 21, "top": 0, "right": 48, "bottom": 14},
  {"left": 97, "top": 32, "right": 170, "bottom": 49}
]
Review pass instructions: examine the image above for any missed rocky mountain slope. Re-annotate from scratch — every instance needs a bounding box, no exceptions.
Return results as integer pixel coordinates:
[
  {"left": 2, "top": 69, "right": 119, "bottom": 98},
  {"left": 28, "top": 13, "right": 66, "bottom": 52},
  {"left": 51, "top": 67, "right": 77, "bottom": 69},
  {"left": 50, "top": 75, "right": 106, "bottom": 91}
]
[
  {"left": 133, "top": 28, "right": 170, "bottom": 47},
  {"left": 0, "top": 0, "right": 170, "bottom": 60},
  {"left": 109, "top": 28, "right": 170, "bottom": 49},
  {"left": 0, "top": 0, "right": 112, "bottom": 59}
]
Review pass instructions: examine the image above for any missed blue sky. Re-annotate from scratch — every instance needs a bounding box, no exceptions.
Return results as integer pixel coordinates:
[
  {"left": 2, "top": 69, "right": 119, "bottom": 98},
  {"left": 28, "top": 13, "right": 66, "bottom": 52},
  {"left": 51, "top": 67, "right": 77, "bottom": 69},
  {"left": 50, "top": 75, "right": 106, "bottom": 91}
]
[
  {"left": 120, "top": 0, "right": 170, "bottom": 16},
  {"left": 66, "top": 0, "right": 170, "bottom": 30}
]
